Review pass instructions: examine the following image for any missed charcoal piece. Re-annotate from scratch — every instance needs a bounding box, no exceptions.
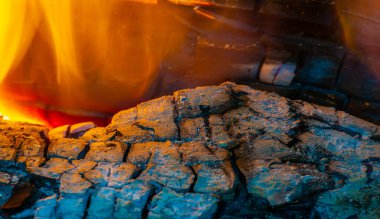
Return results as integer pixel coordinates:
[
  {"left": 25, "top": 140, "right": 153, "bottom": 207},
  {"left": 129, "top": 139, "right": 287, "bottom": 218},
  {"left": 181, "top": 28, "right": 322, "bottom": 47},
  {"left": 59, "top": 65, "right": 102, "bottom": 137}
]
[
  {"left": 108, "top": 107, "right": 137, "bottom": 129},
  {"left": 125, "top": 143, "right": 153, "bottom": 169},
  {"left": 0, "top": 127, "right": 47, "bottom": 164},
  {"left": 223, "top": 105, "right": 296, "bottom": 145},
  {"left": 0, "top": 148, "right": 16, "bottom": 161},
  {"left": 127, "top": 141, "right": 181, "bottom": 169},
  {"left": 114, "top": 181, "right": 154, "bottom": 219},
  {"left": 336, "top": 111, "right": 380, "bottom": 138},
  {"left": 193, "top": 161, "right": 237, "bottom": 199},
  {"left": 17, "top": 156, "right": 45, "bottom": 170},
  {"left": 108, "top": 163, "right": 140, "bottom": 188},
  {"left": 32, "top": 158, "right": 75, "bottom": 179},
  {"left": 234, "top": 135, "right": 295, "bottom": 160},
  {"left": 57, "top": 194, "right": 90, "bottom": 219},
  {"left": 87, "top": 187, "right": 117, "bottom": 219},
  {"left": 0, "top": 122, "right": 48, "bottom": 138},
  {"left": 179, "top": 116, "right": 236, "bottom": 149},
  {"left": 115, "top": 98, "right": 180, "bottom": 143},
  {"left": 71, "top": 159, "right": 97, "bottom": 173},
  {"left": 82, "top": 162, "right": 139, "bottom": 189},
  {"left": 138, "top": 164, "right": 195, "bottom": 192},
  {"left": 244, "top": 160, "right": 331, "bottom": 206},
  {"left": 259, "top": 42, "right": 299, "bottom": 87},
  {"left": 0, "top": 123, "right": 49, "bottom": 148},
  {"left": 85, "top": 141, "right": 127, "bottom": 163},
  {"left": 293, "top": 100, "right": 338, "bottom": 125},
  {"left": 115, "top": 124, "right": 155, "bottom": 143},
  {"left": 83, "top": 162, "right": 111, "bottom": 187},
  {"left": 228, "top": 83, "right": 296, "bottom": 120},
  {"left": 296, "top": 128, "right": 379, "bottom": 163},
  {"left": 80, "top": 127, "right": 116, "bottom": 143},
  {"left": 47, "top": 138, "right": 87, "bottom": 160},
  {"left": 148, "top": 188, "right": 218, "bottom": 219},
  {"left": 209, "top": 114, "right": 236, "bottom": 149},
  {"left": 314, "top": 181, "right": 380, "bottom": 218},
  {"left": 178, "top": 117, "right": 206, "bottom": 142},
  {"left": 136, "top": 95, "right": 178, "bottom": 140},
  {"left": 174, "top": 84, "right": 235, "bottom": 118},
  {"left": 0, "top": 134, "right": 15, "bottom": 148},
  {"left": 180, "top": 142, "right": 229, "bottom": 166},
  {"left": 19, "top": 136, "right": 46, "bottom": 157},
  {"left": 59, "top": 172, "right": 92, "bottom": 195}
]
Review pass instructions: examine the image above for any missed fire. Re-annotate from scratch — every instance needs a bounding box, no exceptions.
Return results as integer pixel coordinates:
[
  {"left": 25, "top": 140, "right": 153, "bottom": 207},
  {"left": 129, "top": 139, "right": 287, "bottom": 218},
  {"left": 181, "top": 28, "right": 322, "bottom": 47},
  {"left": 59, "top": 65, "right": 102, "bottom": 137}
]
[
  {"left": 0, "top": 0, "right": 39, "bottom": 82},
  {"left": 0, "top": 98, "right": 47, "bottom": 126},
  {"left": 0, "top": 0, "right": 188, "bottom": 126}
]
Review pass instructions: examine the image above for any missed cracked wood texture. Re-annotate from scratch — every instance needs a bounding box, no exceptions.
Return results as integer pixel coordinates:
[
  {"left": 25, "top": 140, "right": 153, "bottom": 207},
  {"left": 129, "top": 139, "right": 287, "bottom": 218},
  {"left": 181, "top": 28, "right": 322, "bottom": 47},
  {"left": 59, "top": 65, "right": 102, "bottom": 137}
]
[{"left": 0, "top": 82, "right": 379, "bottom": 218}]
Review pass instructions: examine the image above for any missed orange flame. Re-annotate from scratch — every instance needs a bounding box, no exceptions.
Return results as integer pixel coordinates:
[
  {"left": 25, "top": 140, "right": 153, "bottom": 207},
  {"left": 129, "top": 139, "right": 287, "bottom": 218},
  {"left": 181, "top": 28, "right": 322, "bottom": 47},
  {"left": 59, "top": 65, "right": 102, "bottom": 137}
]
[
  {"left": 0, "top": 0, "right": 189, "bottom": 125},
  {"left": 0, "top": 0, "right": 40, "bottom": 82}
]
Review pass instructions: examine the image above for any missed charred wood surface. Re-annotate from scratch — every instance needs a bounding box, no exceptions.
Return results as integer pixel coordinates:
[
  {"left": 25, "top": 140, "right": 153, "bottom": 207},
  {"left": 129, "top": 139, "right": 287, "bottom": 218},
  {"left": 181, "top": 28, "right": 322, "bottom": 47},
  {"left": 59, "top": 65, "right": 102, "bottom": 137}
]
[{"left": 0, "top": 82, "right": 379, "bottom": 218}]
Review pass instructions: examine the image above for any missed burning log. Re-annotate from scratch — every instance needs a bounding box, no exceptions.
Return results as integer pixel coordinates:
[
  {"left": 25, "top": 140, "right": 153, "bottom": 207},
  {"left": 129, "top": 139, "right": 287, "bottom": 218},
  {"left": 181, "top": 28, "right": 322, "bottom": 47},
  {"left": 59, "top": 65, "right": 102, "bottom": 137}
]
[{"left": 0, "top": 82, "right": 379, "bottom": 218}]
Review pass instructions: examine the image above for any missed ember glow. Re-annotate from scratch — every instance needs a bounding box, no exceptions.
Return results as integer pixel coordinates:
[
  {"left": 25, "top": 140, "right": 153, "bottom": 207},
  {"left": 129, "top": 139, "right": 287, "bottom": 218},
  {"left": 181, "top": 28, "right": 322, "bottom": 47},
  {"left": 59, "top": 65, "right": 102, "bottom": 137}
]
[{"left": 0, "top": 98, "right": 47, "bottom": 126}]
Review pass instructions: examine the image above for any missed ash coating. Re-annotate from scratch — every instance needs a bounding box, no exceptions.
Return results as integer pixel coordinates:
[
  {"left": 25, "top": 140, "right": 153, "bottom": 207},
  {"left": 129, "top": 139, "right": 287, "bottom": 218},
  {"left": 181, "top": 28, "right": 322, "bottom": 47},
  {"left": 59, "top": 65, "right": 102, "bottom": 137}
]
[{"left": 0, "top": 82, "right": 379, "bottom": 218}]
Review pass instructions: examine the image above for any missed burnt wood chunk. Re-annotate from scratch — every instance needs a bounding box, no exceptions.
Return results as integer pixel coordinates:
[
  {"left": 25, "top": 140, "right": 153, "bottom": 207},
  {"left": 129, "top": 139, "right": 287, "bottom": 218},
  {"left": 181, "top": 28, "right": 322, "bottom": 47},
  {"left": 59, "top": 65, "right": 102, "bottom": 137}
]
[{"left": 1, "top": 82, "right": 380, "bottom": 218}]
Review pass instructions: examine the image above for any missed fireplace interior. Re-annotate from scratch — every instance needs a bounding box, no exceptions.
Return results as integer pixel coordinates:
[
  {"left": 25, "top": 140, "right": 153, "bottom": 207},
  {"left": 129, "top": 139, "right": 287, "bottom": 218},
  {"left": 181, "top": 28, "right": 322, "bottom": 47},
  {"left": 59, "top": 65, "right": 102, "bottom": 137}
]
[{"left": 0, "top": 0, "right": 379, "bottom": 218}]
